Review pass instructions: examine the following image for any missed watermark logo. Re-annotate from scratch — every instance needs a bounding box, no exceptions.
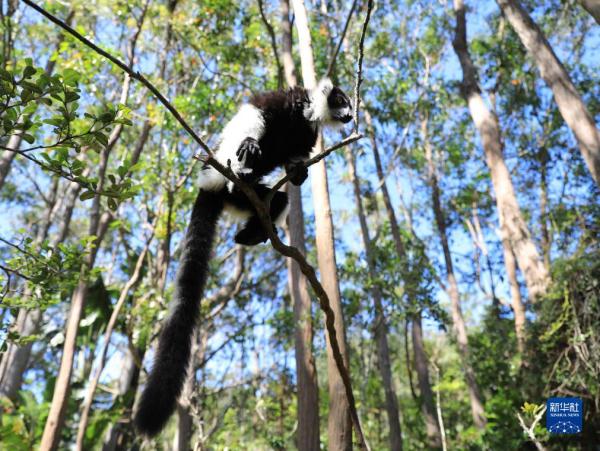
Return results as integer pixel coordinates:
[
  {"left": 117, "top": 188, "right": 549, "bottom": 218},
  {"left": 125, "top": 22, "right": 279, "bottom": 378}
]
[{"left": 546, "top": 397, "right": 582, "bottom": 434}]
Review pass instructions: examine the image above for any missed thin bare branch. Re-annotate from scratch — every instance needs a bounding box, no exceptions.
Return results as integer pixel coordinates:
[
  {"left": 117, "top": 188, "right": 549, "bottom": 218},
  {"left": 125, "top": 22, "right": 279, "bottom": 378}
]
[
  {"left": 326, "top": 0, "right": 359, "bottom": 77},
  {"left": 257, "top": 0, "right": 283, "bottom": 89},
  {"left": 352, "top": 0, "right": 374, "bottom": 134}
]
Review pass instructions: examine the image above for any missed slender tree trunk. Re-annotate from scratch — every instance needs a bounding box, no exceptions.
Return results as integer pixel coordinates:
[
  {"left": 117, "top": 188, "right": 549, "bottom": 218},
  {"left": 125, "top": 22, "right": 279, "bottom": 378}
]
[
  {"left": 0, "top": 308, "right": 41, "bottom": 399},
  {"left": 346, "top": 150, "right": 403, "bottom": 450},
  {"left": 411, "top": 315, "right": 443, "bottom": 449},
  {"left": 452, "top": 0, "right": 550, "bottom": 300},
  {"left": 100, "top": 347, "right": 140, "bottom": 451},
  {"left": 364, "top": 111, "right": 405, "bottom": 265},
  {"left": 280, "top": 1, "right": 321, "bottom": 449},
  {"left": 364, "top": 110, "right": 441, "bottom": 445},
  {"left": 174, "top": 336, "right": 196, "bottom": 451},
  {"left": 496, "top": 0, "right": 600, "bottom": 185},
  {"left": 422, "top": 117, "right": 486, "bottom": 430},
  {"left": 0, "top": 136, "right": 19, "bottom": 190},
  {"left": 291, "top": 1, "right": 352, "bottom": 448},
  {"left": 499, "top": 235, "right": 527, "bottom": 353},
  {"left": 578, "top": 0, "right": 600, "bottom": 24},
  {"left": 539, "top": 160, "right": 551, "bottom": 271}
]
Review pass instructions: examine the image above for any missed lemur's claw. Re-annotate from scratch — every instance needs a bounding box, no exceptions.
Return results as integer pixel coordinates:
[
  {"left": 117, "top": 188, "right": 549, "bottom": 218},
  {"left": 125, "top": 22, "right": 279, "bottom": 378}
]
[{"left": 236, "top": 137, "right": 261, "bottom": 167}]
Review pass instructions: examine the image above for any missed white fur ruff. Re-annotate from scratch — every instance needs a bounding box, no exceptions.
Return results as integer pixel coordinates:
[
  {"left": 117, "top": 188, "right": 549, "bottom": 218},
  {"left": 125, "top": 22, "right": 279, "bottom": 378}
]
[
  {"left": 305, "top": 78, "right": 333, "bottom": 122},
  {"left": 198, "top": 104, "right": 265, "bottom": 191}
]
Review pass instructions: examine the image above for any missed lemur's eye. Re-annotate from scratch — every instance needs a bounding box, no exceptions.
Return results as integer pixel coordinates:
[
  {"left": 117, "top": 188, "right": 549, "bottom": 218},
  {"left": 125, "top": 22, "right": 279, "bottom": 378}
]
[{"left": 335, "top": 95, "right": 345, "bottom": 106}]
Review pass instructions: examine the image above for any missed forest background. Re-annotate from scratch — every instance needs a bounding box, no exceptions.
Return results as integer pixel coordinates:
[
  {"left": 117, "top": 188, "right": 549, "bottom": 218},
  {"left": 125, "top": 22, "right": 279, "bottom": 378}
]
[{"left": 0, "top": 0, "right": 599, "bottom": 449}]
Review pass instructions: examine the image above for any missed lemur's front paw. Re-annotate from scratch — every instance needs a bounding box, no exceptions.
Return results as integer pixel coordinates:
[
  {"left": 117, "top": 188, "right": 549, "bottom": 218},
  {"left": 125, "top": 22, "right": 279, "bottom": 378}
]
[
  {"left": 236, "top": 138, "right": 261, "bottom": 167},
  {"left": 286, "top": 163, "right": 308, "bottom": 186}
]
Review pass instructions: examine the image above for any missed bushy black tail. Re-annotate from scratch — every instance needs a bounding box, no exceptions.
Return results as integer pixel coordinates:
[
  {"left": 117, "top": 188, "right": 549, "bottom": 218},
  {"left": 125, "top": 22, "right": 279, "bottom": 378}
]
[{"left": 134, "top": 188, "right": 225, "bottom": 437}]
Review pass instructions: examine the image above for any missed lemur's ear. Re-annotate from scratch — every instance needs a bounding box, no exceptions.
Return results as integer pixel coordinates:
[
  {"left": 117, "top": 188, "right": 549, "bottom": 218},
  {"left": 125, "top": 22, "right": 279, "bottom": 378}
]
[{"left": 317, "top": 77, "right": 333, "bottom": 95}]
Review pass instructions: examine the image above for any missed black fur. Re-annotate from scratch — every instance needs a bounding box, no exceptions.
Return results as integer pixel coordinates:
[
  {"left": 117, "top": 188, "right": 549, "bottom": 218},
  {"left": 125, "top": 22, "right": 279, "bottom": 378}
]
[
  {"left": 246, "top": 87, "right": 318, "bottom": 178},
  {"left": 134, "top": 189, "right": 224, "bottom": 436},
  {"left": 134, "top": 82, "right": 351, "bottom": 437}
]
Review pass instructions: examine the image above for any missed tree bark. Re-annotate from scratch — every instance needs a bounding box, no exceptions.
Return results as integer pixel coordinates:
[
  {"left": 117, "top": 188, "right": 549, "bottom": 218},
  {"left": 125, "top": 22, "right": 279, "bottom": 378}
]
[
  {"left": 291, "top": 0, "right": 352, "bottom": 448},
  {"left": 578, "top": 0, "right": 600, "bottom": 24},
  {"left": 499, "top": 234, "right": 527, "bottom": 353},
  {"left": 422, "top": 117, "right": 486, "bottom": 430},
  {"left": 0, "top": 308, "right": 41, "bottom": 399},
  {"left": 496, "top": 0, "right": 600, "bottom": 186},
  {"left": 173, "top": 338, "right": 196, "bottom": 451},
  {"left": 100, "top": 347, "right": 141, "bottom": 451},
  {"left": 280, "top": 1, "right": 321, "bottom": 449},
  {"left": 452, "top": 0, "right": 550, "bottom": 300},
  {"left": 411, "top": 315, "right": 443, "bottom": 449},
  {"left": 346, "top": 149, "right": 403, "bottom": 450}
]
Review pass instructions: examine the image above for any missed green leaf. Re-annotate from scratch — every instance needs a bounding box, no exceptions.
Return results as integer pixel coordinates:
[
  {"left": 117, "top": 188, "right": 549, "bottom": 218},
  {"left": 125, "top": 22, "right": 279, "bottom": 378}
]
[
  {"left": 62, "top": 68, "right": 80, "bottom": 86},
  {"left": 107, "top": 198, "right": 118, "bottom": 211},
  {"left": 22, "top": 66, "right": 37, "bottom": 79},
  {"left": 79, "top": 191, "right": 96, "bottom": 201},
  {"left": 0, "top": 68, "right": 13, "bottom": 82},
  {"left": 22, "top": 133, "right": 35, "bottom": 144}
]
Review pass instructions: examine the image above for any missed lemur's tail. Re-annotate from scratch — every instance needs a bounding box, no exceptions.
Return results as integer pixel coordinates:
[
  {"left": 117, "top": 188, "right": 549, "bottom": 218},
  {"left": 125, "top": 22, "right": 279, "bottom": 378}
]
[{"left": 134, "top": 188, "right": 225, "bottom": 437}]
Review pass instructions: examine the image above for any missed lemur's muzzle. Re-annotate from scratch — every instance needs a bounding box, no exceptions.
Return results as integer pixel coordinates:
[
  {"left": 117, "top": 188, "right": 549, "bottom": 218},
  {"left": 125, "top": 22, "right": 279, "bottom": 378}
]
[{"left": 340, "top": 114, "right": 353, "bottom": 123}]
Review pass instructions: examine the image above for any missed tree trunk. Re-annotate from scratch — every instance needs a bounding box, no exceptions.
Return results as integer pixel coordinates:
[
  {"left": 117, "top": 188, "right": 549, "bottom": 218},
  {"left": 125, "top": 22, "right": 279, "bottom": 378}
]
[
  {"left": 0, "top": 136, "right": 19, "bottom": 190},
  {"left": 411, "top": 315, "right": 443, "bottom": 449},
  {"left": 291, "top": 0, "right": 352, "bottom": 448},
  {"left": 496, "top": 0, "right": 600, "bottom": 186},
  {"left": 364, "top": 110, "right": 441, "bottom": 445},
  {"left": 364, "top": 111, "right": 406, "bottom": 264},
  {"left": 539, "top": 160, "right": 551, "bottom": 271},
  {"left": 578, "top": 0, "right": 600, "bottom": 24},
  {"left": 422, "top": 117, "right": 486, "bottom": 430},
  {"left": 280, "top": 1, "right": 321, "bottom": 449},
  {"left": 174, "top": 342, "right": 195, "bottom": 451},
  {"left": 346, "top": 149, "right": 403, "bottom": 450},
  {"left": 0, "top": 308, "right": 41, "bottom": 399},
  {"left": 40, "top": 282, "right": 89, "bottom": 451},
  {"left": 100, "top": 347, "right": 140, "bottom": 451},
  {"left": 452, "top": 0, "right": 550, "bottom": 301},
  {"left": 499, "top": 235, "right": 527, "bottom": 353}
]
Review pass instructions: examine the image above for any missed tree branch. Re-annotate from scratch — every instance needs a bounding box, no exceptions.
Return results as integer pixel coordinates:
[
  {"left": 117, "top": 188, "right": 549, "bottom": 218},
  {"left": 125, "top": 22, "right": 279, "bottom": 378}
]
[
  {"left": 264, "top": 132, "right": 362, "bottom": 201},
  {"left": 352, "top": 0, "right": 374, "bottom": 134}
]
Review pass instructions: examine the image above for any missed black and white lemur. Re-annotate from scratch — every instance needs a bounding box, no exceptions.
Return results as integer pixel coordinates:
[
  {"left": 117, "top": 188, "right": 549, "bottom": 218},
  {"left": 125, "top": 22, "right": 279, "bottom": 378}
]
[{"left": 134, "top": 78, "right": 352, "bottom": 436}]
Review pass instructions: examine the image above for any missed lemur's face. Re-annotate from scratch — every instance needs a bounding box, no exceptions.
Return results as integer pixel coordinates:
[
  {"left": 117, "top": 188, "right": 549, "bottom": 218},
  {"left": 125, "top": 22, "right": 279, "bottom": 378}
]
[{"left": 327, "top": 86, "right": 353, "bottom": 124}]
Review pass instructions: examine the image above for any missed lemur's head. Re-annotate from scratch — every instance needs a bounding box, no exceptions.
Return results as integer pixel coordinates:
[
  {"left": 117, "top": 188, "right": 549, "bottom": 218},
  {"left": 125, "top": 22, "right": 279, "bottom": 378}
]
[{"left": 307, "top": 78, "right": 353, "bottom": 126}]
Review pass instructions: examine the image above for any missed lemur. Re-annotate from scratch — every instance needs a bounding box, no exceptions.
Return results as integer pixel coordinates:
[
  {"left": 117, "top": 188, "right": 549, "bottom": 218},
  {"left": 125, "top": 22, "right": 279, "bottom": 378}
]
[{"left": 134, "top": 78, "right": 352, "bottom": 437}]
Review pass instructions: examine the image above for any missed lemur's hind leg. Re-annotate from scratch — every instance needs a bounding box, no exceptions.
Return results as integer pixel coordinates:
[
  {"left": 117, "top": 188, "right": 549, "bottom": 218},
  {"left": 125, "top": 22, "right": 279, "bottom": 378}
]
[{"left": 226, "top": 183, "right": 289, "bottom": 246}]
